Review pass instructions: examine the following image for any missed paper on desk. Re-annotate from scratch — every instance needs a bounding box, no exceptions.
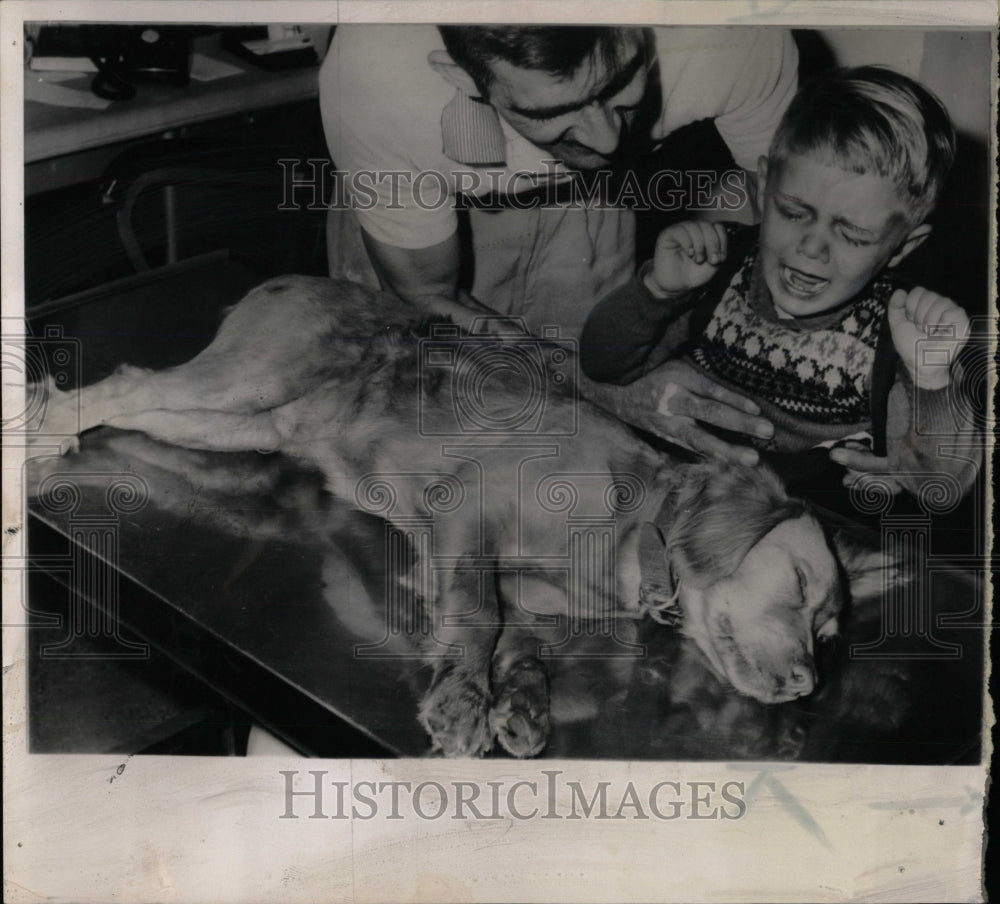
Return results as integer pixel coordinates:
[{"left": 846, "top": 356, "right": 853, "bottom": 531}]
[
  {"left": 190, "top": 52, "right": 243, "bottom": 82},
  {"left": 28, "top": 69, "right": 90, "bottom": 83},
  {"left": 23, "top": 73, "right": 112, "bottom": 110}
]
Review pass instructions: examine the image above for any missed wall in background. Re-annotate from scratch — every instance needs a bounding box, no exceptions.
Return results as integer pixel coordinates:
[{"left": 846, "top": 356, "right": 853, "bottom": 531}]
[
  {"left": 806, "top": 29, "right": 993, "bottom": 318},
  {"left": 818, "top": 29, "right": 992, "bottom": 140}
]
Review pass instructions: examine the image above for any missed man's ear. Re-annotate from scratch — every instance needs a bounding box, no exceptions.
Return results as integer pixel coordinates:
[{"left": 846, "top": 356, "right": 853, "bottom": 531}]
[
  {"left": 745, "top": 156, "right": 770, "bottom": 221},
  {"left": 888, "top": 222, "right": 932, "bottom": 268},
  {"left": 428, "top": 50, "right": 482, "bottom": 98},
  {"left": 756, "top": 156, "right": 769, "bottom": 196}
]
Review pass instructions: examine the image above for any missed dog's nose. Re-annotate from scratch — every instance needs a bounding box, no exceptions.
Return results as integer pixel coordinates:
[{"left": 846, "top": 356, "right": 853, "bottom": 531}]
[{"left": 786, "top": 660, "right": 815, "bottom": 696}]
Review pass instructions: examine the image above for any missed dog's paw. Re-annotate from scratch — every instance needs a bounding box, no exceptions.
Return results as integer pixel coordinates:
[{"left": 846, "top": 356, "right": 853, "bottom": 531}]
[
  {"left": 24, "top": 376, "right": 80, "bottom": 454},
  {"left": 774, "top": 719, "right": 808, "bottom": 759},
  {"left": 489, "top": 658, "right": 550, "bottom": 758},
  {"left": 418, "top": 671, "right": 493, "bottom": 758}
]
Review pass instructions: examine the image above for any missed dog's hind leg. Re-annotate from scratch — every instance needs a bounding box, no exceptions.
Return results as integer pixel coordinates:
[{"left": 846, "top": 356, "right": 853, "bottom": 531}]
[
  {"left": 101, "top": 407, "right": 286, "bottom": 453},
  {"left": 29, "top": 275, "right": 368, "bottom": 451},
  {"left": 29, "top": 362, "right": 282, "bottom": 455}
]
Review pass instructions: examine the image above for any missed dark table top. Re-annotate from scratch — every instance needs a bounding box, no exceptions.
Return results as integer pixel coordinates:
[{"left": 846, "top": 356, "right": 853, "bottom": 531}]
[
  {"left": 23, "top": 258, "right": 987, "bottom": 762},
  {"left": 25, "top": 427, "right": 986, "bottom": 762}
]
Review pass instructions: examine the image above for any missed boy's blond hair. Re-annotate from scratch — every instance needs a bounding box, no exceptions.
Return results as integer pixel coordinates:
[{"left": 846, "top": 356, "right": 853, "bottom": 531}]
[{"left": 768, "top": 65, "right": 956, "bottom": 225}]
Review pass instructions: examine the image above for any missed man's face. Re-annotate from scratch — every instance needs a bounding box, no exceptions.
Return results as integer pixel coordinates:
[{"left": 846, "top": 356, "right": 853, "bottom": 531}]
[
  {"left": 758, "top": 150, "right": 916, "bottom": 318},
  {"left": 484, "top": 32, "right": 656, "bottom": 171}
]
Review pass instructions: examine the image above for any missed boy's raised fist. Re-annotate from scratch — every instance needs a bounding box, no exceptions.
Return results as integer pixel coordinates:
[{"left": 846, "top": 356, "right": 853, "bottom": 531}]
[
  {"left": 887, "top": 286, "right": 970, "bottom": 391},
  {"left": 644, "top": 221, "right": 730, "bottom": 299}
]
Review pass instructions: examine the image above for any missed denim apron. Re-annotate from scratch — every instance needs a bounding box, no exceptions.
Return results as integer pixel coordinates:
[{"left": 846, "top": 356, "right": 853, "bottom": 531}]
[{"left": 326, "top": 203, "right": 635, "bottom": 341}]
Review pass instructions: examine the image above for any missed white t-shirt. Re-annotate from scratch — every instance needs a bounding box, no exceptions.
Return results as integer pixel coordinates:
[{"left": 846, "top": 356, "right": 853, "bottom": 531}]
[
  {"left": 321, "top": 25, "right": 798, "bottom": 249},
  {"left": 320, "top": 25, "right": 797, "bottom": 337}
]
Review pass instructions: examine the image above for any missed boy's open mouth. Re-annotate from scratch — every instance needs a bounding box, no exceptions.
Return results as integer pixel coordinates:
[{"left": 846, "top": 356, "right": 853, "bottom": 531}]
[{"left": 780, "top": 265, "right": 829, "bottom": 297}]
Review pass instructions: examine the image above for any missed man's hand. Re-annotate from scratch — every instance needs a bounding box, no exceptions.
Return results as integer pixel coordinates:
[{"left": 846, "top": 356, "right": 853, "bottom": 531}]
[
  {"left": 584, "top": 360, "right": 773, "bottom": 466},
  {"left": 422, "top": 290, "right": 496, "bottom": 327},
  {"left": 887, "top": 287, "right": 970, "bottom": 391},
  {"left": 829, "top": 444, "right": 904, "bottom": 495},
  {"left": 645, "top": 222, "right": 730, "bottom": 299}
]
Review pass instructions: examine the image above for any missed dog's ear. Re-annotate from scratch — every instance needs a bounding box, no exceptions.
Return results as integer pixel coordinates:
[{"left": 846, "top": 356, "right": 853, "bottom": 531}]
[{"left": 832, "top": 529, "right": 910, "bottom": 601}]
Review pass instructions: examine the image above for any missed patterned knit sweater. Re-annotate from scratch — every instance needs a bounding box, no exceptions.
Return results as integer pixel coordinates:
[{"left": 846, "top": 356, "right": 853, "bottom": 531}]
[{"left": 580, "top": 226, "right": 980, "bottom": 497}]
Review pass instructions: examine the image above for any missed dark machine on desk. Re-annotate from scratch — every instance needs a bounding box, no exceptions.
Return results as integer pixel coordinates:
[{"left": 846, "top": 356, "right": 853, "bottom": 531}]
[
  {"left": 29, "top": 24, "right": 194, "bottom": 100},
  {"left": 28, "top": 24, "right": 318, "bottom": 101}
]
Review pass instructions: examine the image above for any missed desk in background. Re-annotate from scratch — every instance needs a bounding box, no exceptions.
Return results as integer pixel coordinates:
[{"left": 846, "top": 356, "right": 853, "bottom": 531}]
[
  {"left": 24, "top": 32, "right": 331, "bottom": 303},
  {"left": 25, "top": 33, "right": 325, "bottom": 196}
]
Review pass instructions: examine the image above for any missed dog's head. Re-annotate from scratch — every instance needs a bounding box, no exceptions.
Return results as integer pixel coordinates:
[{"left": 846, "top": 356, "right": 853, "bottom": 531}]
[{"left": 642, "top": 462, "right": 898, "bottom": 704}]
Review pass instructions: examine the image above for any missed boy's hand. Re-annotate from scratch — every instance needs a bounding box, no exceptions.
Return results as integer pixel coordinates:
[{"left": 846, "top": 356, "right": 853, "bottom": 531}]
[
  {"left": 887, "top": 287, "right": 970, "bottom": 391},
  {"left": 645, "top": 222, "right": 729, "bottom": 299}
]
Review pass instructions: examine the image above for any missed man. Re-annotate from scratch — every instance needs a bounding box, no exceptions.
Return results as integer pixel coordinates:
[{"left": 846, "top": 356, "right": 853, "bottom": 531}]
[{"left": 319, "top": 25, "right": 797, "bottom": 462}]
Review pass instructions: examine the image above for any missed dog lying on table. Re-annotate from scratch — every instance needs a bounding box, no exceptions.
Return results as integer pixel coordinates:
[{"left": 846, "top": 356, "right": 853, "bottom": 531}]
[{"left": 29, "top": 276, "right": 897, "bottom": 757}]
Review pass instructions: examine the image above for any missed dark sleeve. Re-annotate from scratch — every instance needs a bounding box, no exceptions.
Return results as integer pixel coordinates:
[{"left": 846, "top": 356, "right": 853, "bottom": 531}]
[
  {"left": 885, "top": 361, "right": 982, "bottom": 499},
  {"left": 579, "top": 262, "right": 696, "bottom": 384}
]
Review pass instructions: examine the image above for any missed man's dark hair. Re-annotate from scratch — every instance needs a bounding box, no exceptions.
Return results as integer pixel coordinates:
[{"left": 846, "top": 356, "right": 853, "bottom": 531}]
[{"left": 437, "top": 25, "right": 639, "bottom": 97}]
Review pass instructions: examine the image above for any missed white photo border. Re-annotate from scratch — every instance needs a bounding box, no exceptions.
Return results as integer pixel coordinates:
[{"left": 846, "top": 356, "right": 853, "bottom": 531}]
[{"left": 2, "top": 2, "right": 996, "bottom": 902}]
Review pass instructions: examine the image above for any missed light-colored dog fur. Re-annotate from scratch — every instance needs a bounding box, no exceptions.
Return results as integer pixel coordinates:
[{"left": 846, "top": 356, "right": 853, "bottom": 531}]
[{"left": 30, "top": 276, "right": 895, "bottom": 757}]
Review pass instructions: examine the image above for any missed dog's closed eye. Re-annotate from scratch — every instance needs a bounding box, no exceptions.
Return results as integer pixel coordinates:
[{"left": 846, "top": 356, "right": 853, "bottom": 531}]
[{"left": 787, "top": 566, "right": 808, "bottom": 610}]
